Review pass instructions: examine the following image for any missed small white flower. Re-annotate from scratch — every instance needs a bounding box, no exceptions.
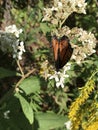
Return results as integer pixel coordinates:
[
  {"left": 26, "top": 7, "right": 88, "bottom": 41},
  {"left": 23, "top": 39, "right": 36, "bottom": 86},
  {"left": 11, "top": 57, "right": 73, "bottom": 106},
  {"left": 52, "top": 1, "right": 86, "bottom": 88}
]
[
  {"left": 18, "top": 51, "right": 23, "bottom": 60},
  {"left": 58, "top": 2, "right": 62, "bottom": 8},
  {"left": 56, "top": 81, "right": 64, "bottom": 88},
  {"left": 13, "top": 54, "right": 17, "bottom": 59},
  {"left": 51, "top": 6, "right": 58, "bottom": 11},
  {"left": 65, "top": 120, "right": 72, "bottom": 130},
  {"left": 13, "top": 41, "right": 25, "bottom": 60},
  {"left": 48, "top": 65, "right": 70, "bottom": 88},
  {"left": 56, "top": 77, "right": 65, "bottom": 88},
  {"left": 14, "top": 30, "right": 22, "bottom": 38},
  {"left": 4, "top": 110, "right": 10, "bottom": 119},
  {"left": 49, "top": 71, "right": 59, "bottom": 82},
  {"left": 92, "top": 49, "right": 96, "bottom": 53},
  {"left": 77, "top": 3, "right": 82, "bottom": 7},
  {"left": 5, "top": 24, "right": 23, "bottom": 38},
  {"left": 5, "top": 24, "right": 16, "bottom": 33},
  {"left": 18, "top": 41, "right": 25, "bottom": 52},
  {"left": 63, "top": 63, "right": 71, "bottom": 71}
]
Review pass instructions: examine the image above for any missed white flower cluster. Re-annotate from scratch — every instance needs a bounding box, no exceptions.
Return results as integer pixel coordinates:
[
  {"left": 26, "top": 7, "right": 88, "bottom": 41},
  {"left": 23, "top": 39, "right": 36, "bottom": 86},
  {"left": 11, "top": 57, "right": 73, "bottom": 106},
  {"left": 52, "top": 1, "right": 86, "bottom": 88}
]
[
  {"left": 5, "top": 25, "right": 23, "bottom": 38},
  {"left": 51, "top": 26, "right": 71, "bottom": 37},
  {"left": 52, "top": 26, "right": 96, "bottom": 64},
  {"left": 12, "top": 40, "right": 25, "bottom": 60},
  {"left": 0, "top": 25, "right": 25, "bottom": 60},
  {"left": 42, "top": 0, "right": 87, "bottom": 26},
  {"left": 70, "top": 28, "right": 96, "bottom": 64},
  {"left": 48, "top": 63, "right": 71, "bottom": 88}
]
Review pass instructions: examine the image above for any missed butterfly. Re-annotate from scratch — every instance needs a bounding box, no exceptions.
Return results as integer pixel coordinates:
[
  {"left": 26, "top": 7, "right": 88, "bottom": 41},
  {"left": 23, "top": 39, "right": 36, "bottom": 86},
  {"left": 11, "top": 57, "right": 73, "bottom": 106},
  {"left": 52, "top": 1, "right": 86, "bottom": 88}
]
[{"left": 52, "top": 35, "right": 73, "bottom": 71}]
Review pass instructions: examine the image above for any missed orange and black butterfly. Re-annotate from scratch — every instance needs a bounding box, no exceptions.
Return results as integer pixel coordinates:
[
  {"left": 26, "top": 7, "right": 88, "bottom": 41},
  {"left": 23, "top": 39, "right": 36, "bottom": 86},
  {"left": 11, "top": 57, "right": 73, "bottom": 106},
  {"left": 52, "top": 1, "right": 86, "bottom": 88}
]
[{"left": 52, "top": 35, "right": 73, "bottom": 71}]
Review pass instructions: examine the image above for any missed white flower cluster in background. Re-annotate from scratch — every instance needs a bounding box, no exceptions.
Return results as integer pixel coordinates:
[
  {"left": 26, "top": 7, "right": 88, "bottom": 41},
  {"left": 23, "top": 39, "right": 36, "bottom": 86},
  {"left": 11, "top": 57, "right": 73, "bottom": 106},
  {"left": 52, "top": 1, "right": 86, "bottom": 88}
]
[
  {"left": 42, "top": 0, "right": 87, "bottom": 26},
  {"left": 48, "top": 63, "right": 71, "bottom": 88},
  {"left": 0, "top": 25, "right": 25, "bottom": 60},
  {"left": 70, "top": 28, "right": 96, "bottom": 64}
]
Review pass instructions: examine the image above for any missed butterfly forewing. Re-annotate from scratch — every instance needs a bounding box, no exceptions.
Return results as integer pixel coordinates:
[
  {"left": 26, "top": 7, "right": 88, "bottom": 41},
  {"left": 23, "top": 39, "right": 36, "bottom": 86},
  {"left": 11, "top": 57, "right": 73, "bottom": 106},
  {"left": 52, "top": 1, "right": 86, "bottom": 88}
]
[
  {"left": 52, "top": 36, "right": 59, "bottom": 61},
  {"left": 59, "top": 37, "right": 69, "bottom": 61}
]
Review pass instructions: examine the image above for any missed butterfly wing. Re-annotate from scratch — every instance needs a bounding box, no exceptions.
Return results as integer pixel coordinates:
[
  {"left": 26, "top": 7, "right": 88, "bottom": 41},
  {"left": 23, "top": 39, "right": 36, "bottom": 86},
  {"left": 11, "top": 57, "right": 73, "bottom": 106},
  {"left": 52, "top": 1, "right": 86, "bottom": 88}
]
[
  {"left": 59, "top": 35, "right": 73, "bottom": 69},
  {"left": 52, "top": 35, "right": 60, "bottom": 71},
  {"left": 52, "top": 35, "right": 73, "bottom": 71}
]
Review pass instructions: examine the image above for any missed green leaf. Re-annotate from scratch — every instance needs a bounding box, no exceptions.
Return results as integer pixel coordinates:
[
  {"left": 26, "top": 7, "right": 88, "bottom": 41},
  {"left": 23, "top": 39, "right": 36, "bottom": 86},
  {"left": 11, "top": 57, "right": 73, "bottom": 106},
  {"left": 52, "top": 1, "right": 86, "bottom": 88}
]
[
  {"left": 19, "top": 76, "right": 41, "bottom": 95},
  {"left": 0, "top": 67, "right": 20, "bottom": 79},
  {"left": 15, "top": 93, "right": 34, "bottom": 124},
  {"left": 35, "top": 112, "right": 68, "bottom": 130},
  {"left": 40, "top": 23, "right": 50, "bottom": 34},
  {"left": 0, "top": 95, "right": 33, "bottom": 130}
]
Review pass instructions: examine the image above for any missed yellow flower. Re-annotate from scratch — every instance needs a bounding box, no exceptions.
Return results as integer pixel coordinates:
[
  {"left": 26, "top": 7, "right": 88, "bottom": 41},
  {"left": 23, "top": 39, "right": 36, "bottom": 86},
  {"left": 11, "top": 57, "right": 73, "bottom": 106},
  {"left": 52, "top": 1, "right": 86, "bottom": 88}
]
[
  {"left": 86, "top": 121, "right": 98, "bottom": 130},
  {"left": 69, "top": 79, "right": 95, "bottom": 130}
]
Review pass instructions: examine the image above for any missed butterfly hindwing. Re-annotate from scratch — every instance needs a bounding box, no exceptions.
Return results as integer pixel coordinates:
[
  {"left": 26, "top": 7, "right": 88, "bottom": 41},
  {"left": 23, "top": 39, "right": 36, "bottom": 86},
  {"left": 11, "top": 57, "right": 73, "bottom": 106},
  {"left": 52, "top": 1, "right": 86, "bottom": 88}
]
[
  {"left": 52, "top": 35, "right": 61, "bottom": 70},
  {"left": 59, "top": 36, "right": 73, "bottom": 69},
  {"left": 52, "top": 35, "right": 73, "bottom": 71}
]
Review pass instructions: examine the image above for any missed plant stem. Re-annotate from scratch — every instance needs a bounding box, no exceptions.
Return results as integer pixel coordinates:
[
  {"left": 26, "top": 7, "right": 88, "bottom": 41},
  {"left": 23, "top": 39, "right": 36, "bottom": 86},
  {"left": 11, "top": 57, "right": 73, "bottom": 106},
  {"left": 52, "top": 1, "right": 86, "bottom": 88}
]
[
  {"left": 0, "top": 69, "right": 36, "bottom": 105},
  {"left": 15, "top": 69, "right": 36, "bottom": 89},
  {"left": 16, "top": 60, "right": 24, "bottom": 77},
  {"left": 89, "top": 69, "right": 98, "bottom": 80},
  {"left": 59, "top": 18, "right": 67, "bottom": 28}
]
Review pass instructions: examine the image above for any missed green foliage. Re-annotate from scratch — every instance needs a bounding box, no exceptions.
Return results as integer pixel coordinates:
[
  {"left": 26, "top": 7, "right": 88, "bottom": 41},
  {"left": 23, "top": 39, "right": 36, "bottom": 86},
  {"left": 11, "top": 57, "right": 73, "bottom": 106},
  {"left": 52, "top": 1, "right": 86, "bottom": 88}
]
[
  {"left": 11, "top": 0, "right": 51, "bottom": 45},
  {"left": 15, "top": 92, "right": 34, "bottom": 124},
  {"left": 34, "top": 112, "right": 68, "bottom": 130},
  {"left": 40, "top": 23, "right": 51, "bottom": 34},
  {"left": 0, "top": 67, "right": 19, "bottom": 79},
  {"left": 19, "top": 76, "right": 41, "bottom": 95},
  {"left": 0, "top": 94, "right": 68, "bottom": 130},
  {"left": 0, "top": 96, "right": 33, "bottom": 130},
  {"left": 75, "top": 0, "right": 98, "bottom": 38}
]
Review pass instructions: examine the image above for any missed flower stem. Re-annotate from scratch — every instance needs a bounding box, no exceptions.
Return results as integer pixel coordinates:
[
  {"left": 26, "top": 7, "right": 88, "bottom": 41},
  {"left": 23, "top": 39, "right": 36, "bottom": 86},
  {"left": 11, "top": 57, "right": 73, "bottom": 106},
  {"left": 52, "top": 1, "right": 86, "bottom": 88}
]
[
  {"left": 16, "top": 60, "right": 24, "bottom": 77},
  {"left": 15, "top": 69, "right": 36, "bottom": 90},
  {"left": 89, "top": 69, "right": 98, "bottom": 80},
  {"left": 0, "top": 69, "right": 36, "bottom": 105}
]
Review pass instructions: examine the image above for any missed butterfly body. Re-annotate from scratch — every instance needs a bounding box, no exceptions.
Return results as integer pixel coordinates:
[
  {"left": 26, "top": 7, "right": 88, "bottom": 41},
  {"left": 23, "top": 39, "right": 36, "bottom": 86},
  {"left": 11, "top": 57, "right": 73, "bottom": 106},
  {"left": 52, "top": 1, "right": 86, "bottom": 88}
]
[{"left": 52, "top": 35, "right": 73, "bottom": 71}]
